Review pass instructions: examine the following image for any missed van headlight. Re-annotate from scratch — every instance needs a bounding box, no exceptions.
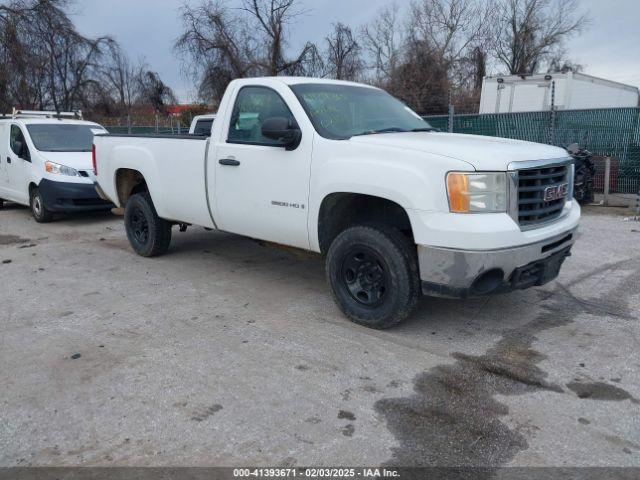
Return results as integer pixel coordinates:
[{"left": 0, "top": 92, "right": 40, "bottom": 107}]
[
  {"left": 447, "top": 172, "right": 507, "bottom": 213},
  {"left": 45, "top": 161, "right": 80, "bottom": 177}
]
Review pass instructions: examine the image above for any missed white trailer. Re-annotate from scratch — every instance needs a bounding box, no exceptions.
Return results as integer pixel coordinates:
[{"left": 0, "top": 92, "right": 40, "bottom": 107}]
[{"left": 479, "top": 72, "right": 640, "bottom": 114}]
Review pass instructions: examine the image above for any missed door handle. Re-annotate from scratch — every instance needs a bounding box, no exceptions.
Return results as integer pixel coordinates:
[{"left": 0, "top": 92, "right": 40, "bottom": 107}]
[
  {"left": 219, "top": 158, "right": 240, "bottom": 166},
  {"left": 6, "top": 157, "right": 11, "bottom": 164}
]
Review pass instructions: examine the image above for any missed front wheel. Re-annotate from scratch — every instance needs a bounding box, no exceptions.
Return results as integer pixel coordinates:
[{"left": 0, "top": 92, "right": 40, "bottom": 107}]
[
  {"left": 326, "top": 224, "right": 421, "bottom": 329},
  {"left": 124, "top": 192, "right": 172, "bottom": 257},
  {"left": 30, "top": 187, "right": 54, "bottom": 223}
]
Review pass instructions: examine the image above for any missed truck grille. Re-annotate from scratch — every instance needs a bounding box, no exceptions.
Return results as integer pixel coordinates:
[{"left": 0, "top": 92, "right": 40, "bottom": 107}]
[{"left": 517, "top": 164, "right": 569, "bottom": 227}]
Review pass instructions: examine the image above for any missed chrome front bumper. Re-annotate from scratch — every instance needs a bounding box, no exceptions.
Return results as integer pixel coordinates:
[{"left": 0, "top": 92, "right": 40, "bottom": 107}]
[{"left": 418, "top": 227, "right": 577, "bottom": 298}]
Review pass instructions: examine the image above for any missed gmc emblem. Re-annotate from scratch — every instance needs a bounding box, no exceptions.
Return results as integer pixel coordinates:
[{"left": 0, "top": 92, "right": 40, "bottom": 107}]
[{"left": 544, "top": 183, "right": 569, "bottom": 202}]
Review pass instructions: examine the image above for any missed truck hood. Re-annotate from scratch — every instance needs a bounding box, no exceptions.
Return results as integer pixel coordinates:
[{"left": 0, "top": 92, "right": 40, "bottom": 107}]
[
  {"left": 349, "top": 132, "right": 568, "bottom": 170},
  {"left": 37, "top": 151, "right": 93, "bottom": 172}
]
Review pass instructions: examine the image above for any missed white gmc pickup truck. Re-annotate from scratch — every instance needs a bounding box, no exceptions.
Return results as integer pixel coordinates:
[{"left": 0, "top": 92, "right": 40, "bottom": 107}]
[{"left": 94, "top": 77, "right": 580, "bottom": 329}]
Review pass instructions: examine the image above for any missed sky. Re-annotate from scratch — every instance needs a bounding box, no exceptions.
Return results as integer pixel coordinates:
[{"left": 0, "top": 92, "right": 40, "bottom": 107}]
[{"left": 71, "top": 0, "right": 640, "bottom": 102}]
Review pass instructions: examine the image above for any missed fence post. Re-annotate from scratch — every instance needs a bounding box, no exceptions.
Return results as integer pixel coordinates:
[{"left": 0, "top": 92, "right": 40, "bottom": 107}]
[
  {"left": 603, "top": 156, "right": 611, "bottom": 206},
  {"left": 548, "top": 80, "right": 556, "bottom": 145},
  {"left": 448, "top": 97, "right": 455, "bottom": 133},
  {"left": 127, "top": 114, "right": 131, "bottom": 135},
  {"left": 155, "top": 113, "right": 159, "bottom": 134}
]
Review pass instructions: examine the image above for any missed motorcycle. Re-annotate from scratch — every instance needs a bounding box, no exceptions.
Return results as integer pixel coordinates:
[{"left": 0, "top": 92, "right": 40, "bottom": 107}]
[{"left": 567, "top": 143, "right": 596, "bottom": 204}]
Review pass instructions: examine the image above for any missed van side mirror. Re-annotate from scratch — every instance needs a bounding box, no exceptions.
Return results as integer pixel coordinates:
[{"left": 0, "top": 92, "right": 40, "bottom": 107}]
[{"left": 261, "top": 117, "right": 301, "bottom": 151}]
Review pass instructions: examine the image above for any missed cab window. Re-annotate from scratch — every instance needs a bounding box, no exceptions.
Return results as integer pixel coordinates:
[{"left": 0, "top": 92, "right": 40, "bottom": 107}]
[
  {"left": 193, "top": 119, "right": 213, "bottom": 136},
  {"left": 227, "top": 87, "right": 296, "bottom": 146},
  {"left": 10, "top": 124, "right": 29, "bottom": 160}
]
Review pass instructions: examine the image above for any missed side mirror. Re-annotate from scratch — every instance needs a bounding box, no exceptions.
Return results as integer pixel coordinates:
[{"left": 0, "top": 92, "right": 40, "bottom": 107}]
[{"left": 261, "top": 117, "right": 301, "bottom": 151}]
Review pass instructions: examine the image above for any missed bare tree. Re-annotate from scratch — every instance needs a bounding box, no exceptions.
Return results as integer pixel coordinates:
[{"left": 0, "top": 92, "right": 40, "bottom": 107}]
[
  {"left": 240, "top": 0, "right": 309, "bottom": 75},
  {"left": 546, "top": 54, "right": 583, "bottom": 74},
  {"left": 0, "top": 0, "right": 113, "bottom": 112},
  {"left": 360, "top": 4, "right": 403, "bottom": 85},
  {"left": 101, "top": 44, "right": 146, "bottom": 121},
  {"left": 324, "top": 23, "right": 362, "bottom": 81},
  {"left": 175, "top": 0, "right": 259, "bottom": 101},
  {"left": 493, "top": 0, "right": 588, "bottom": 75},
  {"left": 0, "top": 0, "right": 47, "bottom": 110},
  {"left": 176, "top": 0, "right": 319, "bottom": 103},
  {"left": 136, "top": 70, "right": 177, "bottom": 114},
  {"left": 409, "top": 0, "right": 492, "bottom": 69},
  {"left": 29, "top": 0, "right": 112, "bottom": 111},
  {"left": 387, "top": 38, "right": 450, "bottom": 114}
]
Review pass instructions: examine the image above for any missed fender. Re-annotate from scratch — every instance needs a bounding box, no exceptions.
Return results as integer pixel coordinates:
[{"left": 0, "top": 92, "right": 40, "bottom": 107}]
[
  {"left": 109, "top": 145, "right": 162, "bottom": 211},
  {"left": 308, "top": 144, "right": 474, "bottom": 252}
]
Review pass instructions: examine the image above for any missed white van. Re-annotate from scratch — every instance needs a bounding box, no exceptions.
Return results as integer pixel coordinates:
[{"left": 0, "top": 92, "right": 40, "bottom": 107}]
[{"left": 0, "top": 110, "right": 112, "bottom": 222}]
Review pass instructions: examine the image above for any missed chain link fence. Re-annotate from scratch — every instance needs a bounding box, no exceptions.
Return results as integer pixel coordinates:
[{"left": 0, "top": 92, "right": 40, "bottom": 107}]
[
  {"left": 423, "top": 107, "right": 640, "bottom": 194},
  {"left": 107, "top": 125, "right": 187, "bottom": 135},
  {"left": 96, "top": 106, "right": 640, "bottom": 195}
]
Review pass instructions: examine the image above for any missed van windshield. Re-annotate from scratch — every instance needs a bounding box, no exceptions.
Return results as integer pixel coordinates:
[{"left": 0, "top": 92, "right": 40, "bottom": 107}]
[
  {"left": 26, "top": 124, "right": 105, "bottom": 152},
  {"left": 290, "top": 83, "right": 434, "bottom": 140}
]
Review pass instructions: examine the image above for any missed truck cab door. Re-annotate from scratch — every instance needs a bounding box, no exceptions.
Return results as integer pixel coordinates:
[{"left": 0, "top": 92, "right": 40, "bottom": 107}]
[
  {"left": 5, "top": 124, "right": 31, "bottom": 204},
  {"left": 212, "top": 85, "right": 312, "bottom": 249}
]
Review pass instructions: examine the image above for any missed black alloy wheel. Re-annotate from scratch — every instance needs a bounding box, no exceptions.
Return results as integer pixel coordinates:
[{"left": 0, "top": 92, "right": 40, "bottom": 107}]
[
  {"left": 129, "top": 206, "right": 150, "bottom": 245},
  {"left": 340, "top": 245, "right": 389, "bottom": 307}
]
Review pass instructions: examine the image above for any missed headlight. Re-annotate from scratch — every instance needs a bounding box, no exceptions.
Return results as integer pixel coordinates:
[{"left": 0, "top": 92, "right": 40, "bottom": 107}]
[
  {"left": 447, "top": 172, "right": 507, "bottom": 213},
  {"left": 45, "top": 161, "right": 80, "bottom": 177}
]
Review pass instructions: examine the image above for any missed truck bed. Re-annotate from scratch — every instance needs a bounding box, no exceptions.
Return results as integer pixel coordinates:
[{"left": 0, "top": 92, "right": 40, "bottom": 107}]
[{"left": 94, "top": 134, "right": 214, "bottom": 227}]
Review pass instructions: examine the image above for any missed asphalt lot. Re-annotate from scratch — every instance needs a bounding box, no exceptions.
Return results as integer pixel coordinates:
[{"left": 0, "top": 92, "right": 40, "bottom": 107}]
[{"left": 0, "top": 203, "right": 638, "bottom": 468}]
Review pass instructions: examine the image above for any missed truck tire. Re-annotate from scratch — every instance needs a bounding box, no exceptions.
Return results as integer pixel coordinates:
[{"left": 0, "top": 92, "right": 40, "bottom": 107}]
[
  {"left": 124, "top": 192, "right": 172, "bottom": 257},
  {"left": 326, "top": 224, "right": 421, "bottom": 329},
  {"left": 30, "top": 187, "right": 54, "bottom": 223}
]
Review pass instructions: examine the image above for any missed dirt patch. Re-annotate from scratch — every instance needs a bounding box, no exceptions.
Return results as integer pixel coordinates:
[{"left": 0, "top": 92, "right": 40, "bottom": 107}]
[
  {"left": 581, "top": 205, "right": 634, "bottom": 217},
  {"left": 375, "top": 259, "right": 639, "bottom": 469},
  {"left": 337, "top": 410, "right": 356, "bottom": 421},
  {"left": 566, "top": 381, "right": 639, "bottom": 403},
  {"left": 190, "top": 404, "right": 223, "bottom": 422},
  {"left": 341, "top": 424, "right": 355, "bottom": 437},
  {"left": 0, "top": 235, "right": 29, "bottom": 246}
]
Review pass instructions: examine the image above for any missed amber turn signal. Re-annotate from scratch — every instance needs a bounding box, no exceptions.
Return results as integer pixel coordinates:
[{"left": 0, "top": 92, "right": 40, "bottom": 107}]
[{"left": 447, "top": 173, "right": 470, "bottom": 213}]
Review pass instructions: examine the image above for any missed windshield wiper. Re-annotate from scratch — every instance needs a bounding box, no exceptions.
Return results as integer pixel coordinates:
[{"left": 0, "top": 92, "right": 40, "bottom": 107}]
[
  {"left": 409, "top": 127, "right": 437, "bottom": 132},
  {"left": 352, "top": 127, "right": 409, "bottom": 137}
]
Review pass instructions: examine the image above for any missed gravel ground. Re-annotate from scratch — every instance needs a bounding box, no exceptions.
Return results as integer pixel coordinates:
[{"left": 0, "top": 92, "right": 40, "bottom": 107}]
[{"left": 0, "top": 203, "right": 638, "bottom": 468}]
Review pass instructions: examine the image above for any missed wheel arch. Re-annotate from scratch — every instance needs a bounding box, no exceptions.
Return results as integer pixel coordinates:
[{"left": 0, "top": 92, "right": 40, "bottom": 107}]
[
  {"left": 114, "top": 168, "right": 149, "bottom": 207},
  {"left": 316, "top": 192, "right": 415, "bottom": 255}
]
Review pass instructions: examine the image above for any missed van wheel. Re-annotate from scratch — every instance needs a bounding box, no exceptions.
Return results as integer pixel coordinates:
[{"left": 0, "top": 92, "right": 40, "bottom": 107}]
[
  {"left": 30, "top": 188, "right": 54, "bottom": 223},
  {"left": 326, "top": 224, "right": 420, "bottom": 329},
  {"left": 124, "top": 192, "right": 172, "bottom": 257}
]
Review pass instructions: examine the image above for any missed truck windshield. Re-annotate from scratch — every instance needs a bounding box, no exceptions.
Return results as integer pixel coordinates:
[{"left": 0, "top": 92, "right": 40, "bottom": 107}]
[
  {"left": 290, "top": 83, "right": 434, "bottom": 140},
  {"left": 26, "top": 124, "right": 104, "bottom": 152}
]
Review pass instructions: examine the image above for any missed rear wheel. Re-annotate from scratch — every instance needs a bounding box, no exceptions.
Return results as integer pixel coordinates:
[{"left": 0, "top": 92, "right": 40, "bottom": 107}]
[
  {"left": 30, "top": 187, "right": 54, "bottom": 223},
  {"left": 326, "top": 224, "right": 420, "bottom": 329},
  {"left": 124, "top": 192, "right": 172, "bottom": 257}
]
